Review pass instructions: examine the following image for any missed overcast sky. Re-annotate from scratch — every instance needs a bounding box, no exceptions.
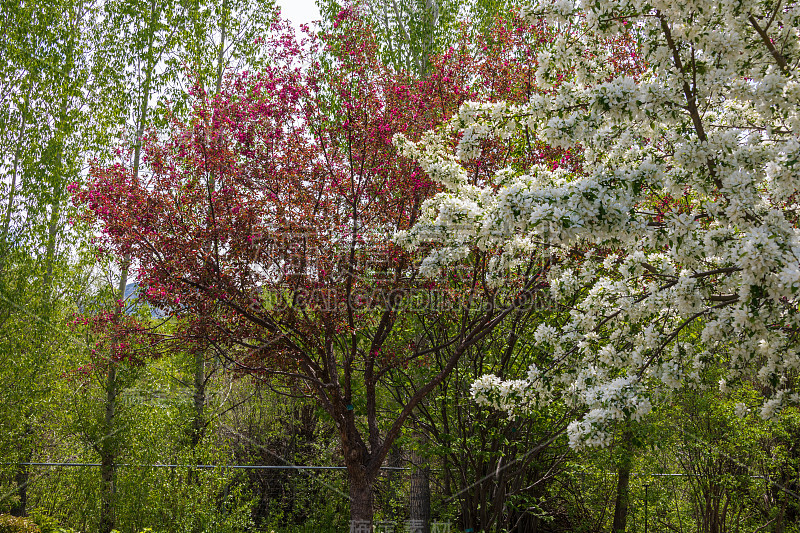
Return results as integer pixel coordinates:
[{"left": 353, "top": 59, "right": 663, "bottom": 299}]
[{"left": 276, "top": 0, "right": 322, "bottom": 28}]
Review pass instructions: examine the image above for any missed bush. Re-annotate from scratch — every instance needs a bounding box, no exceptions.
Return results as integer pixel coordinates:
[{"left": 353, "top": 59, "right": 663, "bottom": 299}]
[
  {"left": 0, "top": 515, "right": 41, "bottom": 533},
  {"left": 28, "top": 512, "right": 62, "bottom": 533}
]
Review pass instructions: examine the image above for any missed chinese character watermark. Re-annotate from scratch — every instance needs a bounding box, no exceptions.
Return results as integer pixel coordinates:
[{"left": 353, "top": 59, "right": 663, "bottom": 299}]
[{"left": 349, "top": 520, "right": 453, "bottom": 533}]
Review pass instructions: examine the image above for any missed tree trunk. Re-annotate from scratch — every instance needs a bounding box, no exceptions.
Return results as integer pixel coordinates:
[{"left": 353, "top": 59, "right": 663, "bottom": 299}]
[
  {"left": 420, "top": 0, "right": 439, "bottom": 74},
  {"left": 612, "top": 460, "right": 632, "bottom": 533},
  {"left": 410, "top": 446, "right": 431, "bottom": 533},
  {"left": 9, "top": 425, "right": 33, "bottom": 517},
  {"left": 97, "top": 0, "right": 153, "bottom": 520},
  {"left": 188, "top": 348, "right": 206, "bottom": 484},
  {"left": 42, "top": 95, "right": 69, "bottom": 304},
  {"left": 99, "top": 362, "right": 118, "bottom": 533},
  {"left": 214, "top": 0, "right": 228, "bottom": 96},
  {"left": 10, "top": 464, "right": 28, "bottom": 517},
  {"left": 2, "top": 99, "right": 32, "bottom": 514},
  {"left": 10, "top": 465, "right": 29, "bottom": 517},
  {"left": 99, "top": 259, "right": 129, "bottom": 533},
  {"left": 772, "top": 482, "right": 787, "bottom": 533},
  {"left": 96, "top": 0, "right": 154, "bottom": 513},
  {"left": 43, "top": 194, "right": 62, "bottom": 300},
  {"left": 192, "top": 348, "right": 206, "bottom": 448},
  {"left": 0, "top": 97, "right": 28, "bottom": 273},
  {"left": 348, "top": 475, "right": 374, "bottom": 532},
  {"left": 612, "top": 427, "right": 634, "bottom": 533}
]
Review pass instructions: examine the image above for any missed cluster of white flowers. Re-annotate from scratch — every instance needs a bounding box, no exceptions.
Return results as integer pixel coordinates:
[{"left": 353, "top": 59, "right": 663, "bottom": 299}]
[
  {"left": 471, "top": 374, "right": 537, "bottom": 418},
  {"left": 734, "top": 402, "right": 750, "bottom": 418},
  {"left": 396, "top": 0, "right": 800, "bottom": 448},
  {"left": 561, "top": 372, "right": 652, "bottom": 449}
]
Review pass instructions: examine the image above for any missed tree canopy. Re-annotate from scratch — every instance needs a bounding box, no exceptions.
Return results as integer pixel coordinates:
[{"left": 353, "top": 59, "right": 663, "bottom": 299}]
[{"left": 396, "top": 0, "right": 800, "bottom": 449}]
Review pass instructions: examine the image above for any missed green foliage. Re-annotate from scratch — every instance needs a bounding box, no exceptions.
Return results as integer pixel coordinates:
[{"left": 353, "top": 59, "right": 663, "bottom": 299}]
[
  {"left": 27, "top": 512, "right": 61, "bottom": 533},
  {"left": 160, "top": 0, "right": 278, "bottom": 122},
  {"left": 328, "top": 0, "right": 460, "bottom": 74}
]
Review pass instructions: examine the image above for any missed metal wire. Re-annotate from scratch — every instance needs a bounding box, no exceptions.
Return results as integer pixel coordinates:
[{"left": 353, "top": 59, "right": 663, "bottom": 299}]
[{"left": 2, "top": 462, "right": 408, "bottom": 470}]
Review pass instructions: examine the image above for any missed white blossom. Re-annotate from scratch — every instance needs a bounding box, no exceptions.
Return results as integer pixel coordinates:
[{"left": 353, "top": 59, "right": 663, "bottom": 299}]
[
  {"left": 397, "top": 0, "right": 800, "bottom": 448},
  {"left": 734, "top": 402, "right": 750, "bottom": 418}
]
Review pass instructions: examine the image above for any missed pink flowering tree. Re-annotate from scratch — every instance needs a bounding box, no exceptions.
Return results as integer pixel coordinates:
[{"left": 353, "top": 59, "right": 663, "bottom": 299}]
[{"left": 71, "top": 12, "right": 565, "bottom": 526}]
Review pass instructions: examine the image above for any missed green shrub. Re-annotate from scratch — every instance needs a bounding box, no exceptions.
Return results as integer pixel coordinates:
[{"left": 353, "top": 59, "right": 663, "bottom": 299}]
[
  {"left": 28, "top": 512, "right": 61, "bottom": 533},
  {"left": 0, "top": 515, "right": 41, "bottom": 533}
]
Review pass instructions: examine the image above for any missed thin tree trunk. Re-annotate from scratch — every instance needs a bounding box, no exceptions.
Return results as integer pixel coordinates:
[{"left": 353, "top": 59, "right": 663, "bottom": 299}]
[
  {"left": 187, "top": 347, "right": 206, "bottom": 484},
  {"left": 775, "top": 490, "right": 787, "bottom": 533},
  {"left": 421, "top": 0, "right": 439, "bottom": 74},
  {"left": 409, "top": 444, "right": 431, "bottom": 533},
  {"left": 132, "top": 0, "right": 157, "bottom": 178},
  {"left": 42, "top": 94, "right": 69, "bottom": 302},
  {"left": 99, "top": 259, "right": 130, "bottom": 533},
  {"left": 0, "top": 98, "right": 28, "bottom": 272},
  {"left": 9, "top": 424, "right": 33, "bottom": 517},
  {"left": 192, "top": 348, "right": 206, "bottom": 448},
  {"left": 99, "top": 362, "right": 118, "bottom": 533},
  {"left": 612, "top": 426, "right": 634, "bottom": 533},
  {"left": 42, "top": 194, "right": 62, "bottom": 300},
  {"left": 11, "top": 90, "right": 68, "bottom": 518},
  {"left": 214, "top": 0, "right": 228, "bottom": 97},
  {"left": 612, "top": 460, "right": 632, "bottom": 533},
  {"left": 185, "top": 5, "right": 226, "bottom": 473},
  {"left": 10, "top": 465, "right": 29, "bottom": 517},
  {"left": 6, "top": 96, "right": 33, "bottom": 512},
  {"left": 98, "top": 0, "right": 154, "bottom": 522}
]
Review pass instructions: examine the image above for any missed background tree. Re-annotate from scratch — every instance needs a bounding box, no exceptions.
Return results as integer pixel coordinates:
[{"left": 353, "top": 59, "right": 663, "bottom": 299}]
[
  {"left": 0, "top": 0, "right": 127, "bottom": 516},
  {"left": 73, "top": 12, "right": 556, "bottom": 526}
]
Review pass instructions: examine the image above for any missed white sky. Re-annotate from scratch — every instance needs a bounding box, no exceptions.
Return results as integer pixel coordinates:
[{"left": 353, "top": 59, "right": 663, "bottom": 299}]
[{"left": 276, "top": 0, "right": 322, "bottom": 28}]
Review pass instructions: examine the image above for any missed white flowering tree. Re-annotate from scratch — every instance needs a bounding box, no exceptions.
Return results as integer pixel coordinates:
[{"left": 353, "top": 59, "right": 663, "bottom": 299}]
[{"left": 394, "top": 0, "right": 800, "bottom": 450}]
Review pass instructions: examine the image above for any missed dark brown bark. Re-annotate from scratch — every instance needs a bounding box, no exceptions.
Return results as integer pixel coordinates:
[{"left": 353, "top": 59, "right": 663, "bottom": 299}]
[
  {"left": 348, "top": 469, "right": 374, "bottom": 531},
  {"left": 612, "top": 426, "right": 634, "bottom": 533},
  {"left": 9, "top": 465, "right": 28, "bottom": 517},
  {"left": 748, "top": 12, "right": 789, "bottom": 73},
  {"left": 775, "top": 491, "right": 787, "bottom": 533}
]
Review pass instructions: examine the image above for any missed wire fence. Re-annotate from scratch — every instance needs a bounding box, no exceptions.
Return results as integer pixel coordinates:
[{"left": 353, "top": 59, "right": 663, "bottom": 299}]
[{"left": 2, "top": 463, "right": 408, "bottom": 471}]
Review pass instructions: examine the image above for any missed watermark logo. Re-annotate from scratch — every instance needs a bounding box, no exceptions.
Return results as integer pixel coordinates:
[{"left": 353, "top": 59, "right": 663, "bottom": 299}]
[{"left": 350, "top": 520, "right": 453, "bottom": 533}]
